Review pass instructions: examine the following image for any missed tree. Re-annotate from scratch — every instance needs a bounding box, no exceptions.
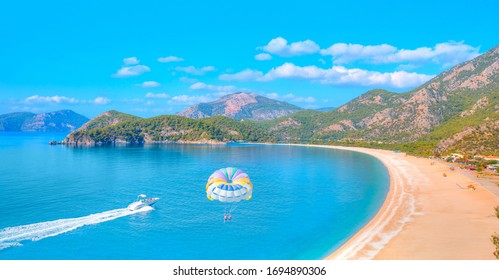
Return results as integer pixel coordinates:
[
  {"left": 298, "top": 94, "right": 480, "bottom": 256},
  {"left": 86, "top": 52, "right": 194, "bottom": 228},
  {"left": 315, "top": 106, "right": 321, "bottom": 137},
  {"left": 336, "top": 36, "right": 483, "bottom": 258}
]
[
  {"left": 492, "top": 206, "right": 499, "bottom": 259},
  {"left": 493, "top": 233, "right": 499, "bottom": 259}
]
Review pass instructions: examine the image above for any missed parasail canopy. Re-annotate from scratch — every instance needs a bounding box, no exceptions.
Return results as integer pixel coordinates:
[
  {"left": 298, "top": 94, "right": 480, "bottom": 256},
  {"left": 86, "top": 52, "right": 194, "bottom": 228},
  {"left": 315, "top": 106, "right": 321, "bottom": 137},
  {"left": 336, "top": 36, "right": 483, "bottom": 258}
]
[{"left": 206, "top": 167, "right": 253, "bottom": 203}]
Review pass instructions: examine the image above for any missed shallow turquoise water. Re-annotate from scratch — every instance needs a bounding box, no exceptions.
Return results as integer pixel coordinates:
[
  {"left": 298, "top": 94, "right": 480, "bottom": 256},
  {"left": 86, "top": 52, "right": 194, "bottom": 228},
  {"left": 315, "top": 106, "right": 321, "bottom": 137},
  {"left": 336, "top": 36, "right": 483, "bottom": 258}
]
[{"left": 0, "top": 132, "right": 389, "bottom": 259}]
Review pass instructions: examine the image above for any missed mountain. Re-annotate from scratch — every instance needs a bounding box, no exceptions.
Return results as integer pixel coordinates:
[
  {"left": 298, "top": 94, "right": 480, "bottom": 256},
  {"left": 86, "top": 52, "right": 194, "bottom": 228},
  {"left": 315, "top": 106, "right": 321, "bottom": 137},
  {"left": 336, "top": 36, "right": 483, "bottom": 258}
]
[
  {"left": 0, "top": 110, "right": 89, "bottom": 132},
  {"left": 0, "top": 112, "right": 36, "bottom": 131},
  {"left": 177, "top": 92, "right": 302, "bottom": 120},
  {"left": 432, "top": 92, "right": 499, "bottom": 155},
  {"left": 60, "top": 45, "right": 498, "bottom": 155},
  {"left": 62, "top": 112, "right": 275, "bottom": 145},
  {"left": 265, "top": 45, "right": 499, "bottom": 152}
]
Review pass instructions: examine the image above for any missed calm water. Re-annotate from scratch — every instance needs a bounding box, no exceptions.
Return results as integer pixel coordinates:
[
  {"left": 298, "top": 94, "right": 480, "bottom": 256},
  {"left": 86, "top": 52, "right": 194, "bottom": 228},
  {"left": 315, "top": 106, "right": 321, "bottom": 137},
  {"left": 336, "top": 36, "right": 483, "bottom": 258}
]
[{"left": 0, "top": 132, "right": 389, "bottom": 259}]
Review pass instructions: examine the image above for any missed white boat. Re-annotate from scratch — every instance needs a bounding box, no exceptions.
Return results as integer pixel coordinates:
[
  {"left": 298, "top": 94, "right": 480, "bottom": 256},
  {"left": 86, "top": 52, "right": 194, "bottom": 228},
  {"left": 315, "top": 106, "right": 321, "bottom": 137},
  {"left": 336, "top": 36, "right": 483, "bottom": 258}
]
[{"left": 127, "top": 194, "right": 160, "bottom": 211}]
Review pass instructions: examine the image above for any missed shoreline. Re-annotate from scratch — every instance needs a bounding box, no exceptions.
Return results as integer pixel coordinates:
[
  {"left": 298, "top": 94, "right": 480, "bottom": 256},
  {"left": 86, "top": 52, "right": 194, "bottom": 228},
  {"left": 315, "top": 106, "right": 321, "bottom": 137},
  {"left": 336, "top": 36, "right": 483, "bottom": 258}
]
[{"left": 297, "top": 144, "right": 499, "bottom": 260}]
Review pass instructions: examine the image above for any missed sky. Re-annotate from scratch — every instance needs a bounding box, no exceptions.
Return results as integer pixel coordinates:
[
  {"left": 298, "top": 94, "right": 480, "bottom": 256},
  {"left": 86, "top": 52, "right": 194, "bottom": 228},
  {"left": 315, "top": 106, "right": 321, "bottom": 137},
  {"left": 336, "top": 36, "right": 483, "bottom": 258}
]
[{"left": 0, "top": 0, "right": 498, "bottom": 118}]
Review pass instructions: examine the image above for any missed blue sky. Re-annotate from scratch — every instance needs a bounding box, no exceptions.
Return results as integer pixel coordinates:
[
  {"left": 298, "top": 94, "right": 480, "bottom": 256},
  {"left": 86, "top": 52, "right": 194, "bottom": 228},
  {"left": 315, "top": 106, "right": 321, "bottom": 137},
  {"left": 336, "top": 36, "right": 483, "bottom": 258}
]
[{"left": 0, "top": 0, "right": 497, "bottom": 118}]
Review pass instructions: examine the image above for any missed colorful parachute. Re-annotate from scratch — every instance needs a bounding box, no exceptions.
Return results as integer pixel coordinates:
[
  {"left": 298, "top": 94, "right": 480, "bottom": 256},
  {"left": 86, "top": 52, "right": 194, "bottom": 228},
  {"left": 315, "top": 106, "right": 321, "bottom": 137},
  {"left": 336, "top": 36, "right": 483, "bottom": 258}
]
[{"left": 206, "top": 167, "right": 253, "bottom": 203}]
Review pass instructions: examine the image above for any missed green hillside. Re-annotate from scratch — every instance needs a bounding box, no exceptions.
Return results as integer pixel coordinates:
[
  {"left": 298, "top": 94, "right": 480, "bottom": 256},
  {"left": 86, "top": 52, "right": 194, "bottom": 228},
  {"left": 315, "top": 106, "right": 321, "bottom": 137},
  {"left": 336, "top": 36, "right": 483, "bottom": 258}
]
[
  {"left": 80, "top": 110, "right": 141, "bottom": 130},
  {"left": 64, "top": 114, "right": 275, "bottom": 144}
]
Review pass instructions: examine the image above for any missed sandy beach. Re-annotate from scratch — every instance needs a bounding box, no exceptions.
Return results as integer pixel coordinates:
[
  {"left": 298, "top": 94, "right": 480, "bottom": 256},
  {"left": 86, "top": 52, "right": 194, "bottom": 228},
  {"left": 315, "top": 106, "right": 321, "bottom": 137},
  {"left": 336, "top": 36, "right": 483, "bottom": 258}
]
[{"left": 310, "top": 145, "right": 499, "bottom": 260}]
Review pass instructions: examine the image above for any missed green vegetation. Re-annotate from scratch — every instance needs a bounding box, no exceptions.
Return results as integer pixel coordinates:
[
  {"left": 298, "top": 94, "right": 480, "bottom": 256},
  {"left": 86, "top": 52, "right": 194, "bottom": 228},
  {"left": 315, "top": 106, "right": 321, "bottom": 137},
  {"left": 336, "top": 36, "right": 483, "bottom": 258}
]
[
  {"left": 492, "top": 207, "right": 499, "bottom": 259},
  {"left": 65, "top": 114, "right": 275, "bottom": 144},
  {"left": 492, "top": 233, "right": 499, "bottom": 259},
  {"left": 81, "top": 110, "right": 141, "bottom": 130}
]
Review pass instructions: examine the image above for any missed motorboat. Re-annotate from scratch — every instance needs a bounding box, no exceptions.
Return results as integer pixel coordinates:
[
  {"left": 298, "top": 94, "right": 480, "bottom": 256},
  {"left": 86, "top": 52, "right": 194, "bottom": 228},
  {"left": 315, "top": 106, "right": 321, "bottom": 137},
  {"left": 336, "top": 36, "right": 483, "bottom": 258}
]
[{"left": 127, "top": 194, "right": 160, "bottom": 211}]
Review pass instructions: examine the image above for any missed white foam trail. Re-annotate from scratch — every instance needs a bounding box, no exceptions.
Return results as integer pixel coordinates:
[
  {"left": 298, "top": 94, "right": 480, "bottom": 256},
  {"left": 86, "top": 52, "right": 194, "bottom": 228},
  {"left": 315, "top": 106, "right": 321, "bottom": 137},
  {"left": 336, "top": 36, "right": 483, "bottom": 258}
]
[{"left": 0, "top": 206, "right": 153, "bottom": 250}]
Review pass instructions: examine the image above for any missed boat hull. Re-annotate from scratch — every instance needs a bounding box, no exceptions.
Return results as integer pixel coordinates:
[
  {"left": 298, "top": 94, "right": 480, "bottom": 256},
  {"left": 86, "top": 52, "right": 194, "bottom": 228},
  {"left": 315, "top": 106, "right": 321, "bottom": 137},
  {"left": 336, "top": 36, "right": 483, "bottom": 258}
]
[{"left": 127, "top": 197, "right": 159, "bottom": 211}]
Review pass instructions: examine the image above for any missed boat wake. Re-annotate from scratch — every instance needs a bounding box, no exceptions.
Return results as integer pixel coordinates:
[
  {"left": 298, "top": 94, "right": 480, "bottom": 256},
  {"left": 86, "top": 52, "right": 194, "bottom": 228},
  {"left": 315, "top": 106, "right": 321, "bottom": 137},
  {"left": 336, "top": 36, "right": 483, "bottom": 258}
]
[{"left": 0, "top": 206, "right": 153, "bottom": 251}]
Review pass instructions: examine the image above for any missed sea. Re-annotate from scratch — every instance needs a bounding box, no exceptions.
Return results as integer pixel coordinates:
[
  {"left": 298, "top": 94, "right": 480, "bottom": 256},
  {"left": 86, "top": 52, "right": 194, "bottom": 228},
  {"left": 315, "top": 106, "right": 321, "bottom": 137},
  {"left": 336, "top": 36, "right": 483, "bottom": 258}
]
[{"left": 0, "top": 132, "right": 389, "bottom": 260}]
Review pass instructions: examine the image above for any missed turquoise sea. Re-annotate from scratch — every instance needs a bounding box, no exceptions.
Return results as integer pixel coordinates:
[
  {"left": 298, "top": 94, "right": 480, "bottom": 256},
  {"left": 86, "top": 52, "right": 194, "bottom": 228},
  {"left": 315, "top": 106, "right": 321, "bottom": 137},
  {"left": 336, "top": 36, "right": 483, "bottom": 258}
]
[{"left": 0, "top": 132, "right": 389, "bottom": 260}]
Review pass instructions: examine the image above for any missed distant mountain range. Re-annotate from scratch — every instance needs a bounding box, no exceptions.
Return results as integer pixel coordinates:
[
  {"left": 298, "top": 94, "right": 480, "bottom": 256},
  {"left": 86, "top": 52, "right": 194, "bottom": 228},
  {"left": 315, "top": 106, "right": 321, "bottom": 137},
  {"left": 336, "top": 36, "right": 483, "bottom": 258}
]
[
  {"left": 177, "top": 92, "right": 302, "bottom": 120},
  {"left": 61, "top": 45, "right": 498, "bottom": 155},
  {"left": 0, "top": 110, "right": 89, "bottom": 132}
]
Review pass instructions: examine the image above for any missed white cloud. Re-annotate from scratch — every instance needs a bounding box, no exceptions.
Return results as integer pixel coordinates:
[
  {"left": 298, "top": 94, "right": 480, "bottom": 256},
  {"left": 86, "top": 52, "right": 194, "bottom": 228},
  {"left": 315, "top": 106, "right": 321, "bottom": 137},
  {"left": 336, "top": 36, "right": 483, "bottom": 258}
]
[
  {"left": 175, "top": 66, "right": 216, "bottom": 75},
  {"left": 255, "top": 53, "right": 272, "bottom": 61},
  {"left": 123, "top": 57, "right": 140, "bottom": 65},
  {"left": 24, "top": 95, "right": 78, "bottom": 104},
  {"left": 260, "top": 63, "right": 324, "bottom": 81},
  {"left": 91, "top": 97, "right": 111, "bottom": 105},
  {"left": 158, "top": 56, "right": 184, "bottom": 63},
  {"left": 136, "top": 81, "right": 160, "bottom": 88},
  {"left": 219, "top": 69, "right": 263, "bottom": 81},
  {"left": 145, "top": 92, "right": 169, "bottom": 99},
  {"left": 386, "top": 41, "right": 480, "bottom": 67},
  {"left": 260, "top": 37, "right": 320, "bottom": 57},
  {"left": 189, "top": 82, "right": 241, "bottom": 96},
  {"left": 112, "top": 65, "right": 151, "bottom": 77},
  {"left": 321, "top": 41, "right": 480, "bottom": 67},
  {"left": 266, "top": 93, "right": 315, "bottom": 104},
  {"left": 259, "top": 62, "right": 434, "bottom": 88},
  {"left": 168, "top": 95, "right": 212, "bottom": 105},
  {"left": 189, "top": 82, "right": 236, "bottom": 92},
  {"left": 320, "top": 43, "right": 397, "bottom": 64},
  {"left": 21, "top": 95, "right": 113, "bottom": 105}
]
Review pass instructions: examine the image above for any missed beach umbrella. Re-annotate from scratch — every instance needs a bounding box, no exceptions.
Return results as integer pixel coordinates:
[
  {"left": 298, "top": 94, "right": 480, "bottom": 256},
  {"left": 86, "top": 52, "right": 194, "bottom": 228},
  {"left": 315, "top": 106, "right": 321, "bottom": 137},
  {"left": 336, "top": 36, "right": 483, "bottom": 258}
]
[{"left": 206, "top": 167, "right": 252, "bottom": 220}]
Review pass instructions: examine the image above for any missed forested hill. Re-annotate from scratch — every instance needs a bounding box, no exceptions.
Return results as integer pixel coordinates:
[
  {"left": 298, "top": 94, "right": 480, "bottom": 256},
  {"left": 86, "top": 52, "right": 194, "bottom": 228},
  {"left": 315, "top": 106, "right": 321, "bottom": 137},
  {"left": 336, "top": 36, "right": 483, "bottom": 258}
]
[{"left": 62, "top": 113, "right": 276, "bottom": 145}]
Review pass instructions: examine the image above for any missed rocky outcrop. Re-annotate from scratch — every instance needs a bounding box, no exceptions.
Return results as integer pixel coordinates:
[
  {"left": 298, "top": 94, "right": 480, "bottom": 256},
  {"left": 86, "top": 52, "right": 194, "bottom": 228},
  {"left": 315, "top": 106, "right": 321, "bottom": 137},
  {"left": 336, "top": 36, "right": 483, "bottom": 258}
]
[
  {"left": 437, "top": 120, "right": 499, "bottom": 155},
  {"left": 270, "top": 118, "right": 301, "bottom": 131},
  {"left": 460, "top": 97, "right": 489, "bottom": 117}
]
